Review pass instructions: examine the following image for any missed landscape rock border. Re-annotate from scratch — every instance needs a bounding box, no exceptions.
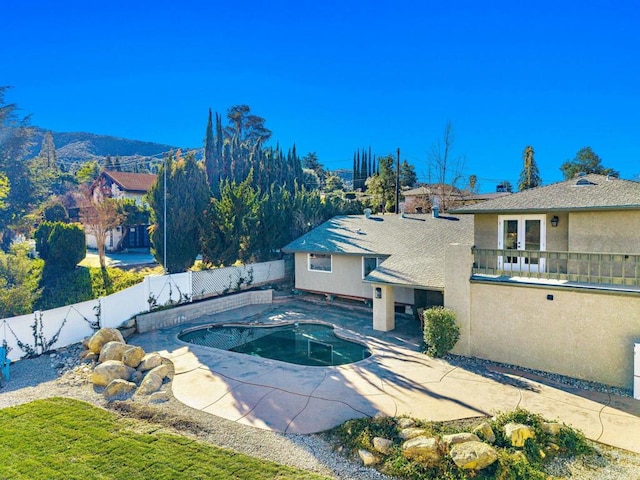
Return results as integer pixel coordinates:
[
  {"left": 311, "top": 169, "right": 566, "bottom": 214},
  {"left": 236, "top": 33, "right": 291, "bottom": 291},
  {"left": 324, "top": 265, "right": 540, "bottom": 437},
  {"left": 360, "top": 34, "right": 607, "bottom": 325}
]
[{"left": 82, "top": 328, "right": 171, "bottom": 402}]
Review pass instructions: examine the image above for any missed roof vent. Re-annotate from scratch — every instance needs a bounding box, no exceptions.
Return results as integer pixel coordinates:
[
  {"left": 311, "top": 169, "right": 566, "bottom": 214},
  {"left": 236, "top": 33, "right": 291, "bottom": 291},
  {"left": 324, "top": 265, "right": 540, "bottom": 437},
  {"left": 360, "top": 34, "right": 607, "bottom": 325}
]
[
  {"left": 575, "top": 178, "right": 596, "bottom": 186},
  {"left": 364, "top": 208, "right": 372, "bottom": 219}
]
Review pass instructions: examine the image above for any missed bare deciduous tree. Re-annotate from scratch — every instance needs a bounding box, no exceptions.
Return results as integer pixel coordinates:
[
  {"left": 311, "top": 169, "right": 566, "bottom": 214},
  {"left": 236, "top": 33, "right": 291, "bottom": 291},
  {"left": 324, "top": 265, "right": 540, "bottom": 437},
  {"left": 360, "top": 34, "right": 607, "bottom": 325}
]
[
  {"left": 80, "top": 188, "right": 123, "bottom": 269},
  {"left": 427, "top": 121, "right": 467, "bottom": 212}
]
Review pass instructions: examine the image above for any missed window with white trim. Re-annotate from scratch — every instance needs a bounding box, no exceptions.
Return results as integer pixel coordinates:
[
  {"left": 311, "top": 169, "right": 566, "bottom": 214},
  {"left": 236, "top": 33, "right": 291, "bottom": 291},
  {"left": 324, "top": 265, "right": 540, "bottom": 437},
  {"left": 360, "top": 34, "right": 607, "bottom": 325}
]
[
  {"left": 362, "top": 256, "right": 383, "bottom": 278},
  {"left": 308, "top": 253, "right": 332, "bottom": 272}
]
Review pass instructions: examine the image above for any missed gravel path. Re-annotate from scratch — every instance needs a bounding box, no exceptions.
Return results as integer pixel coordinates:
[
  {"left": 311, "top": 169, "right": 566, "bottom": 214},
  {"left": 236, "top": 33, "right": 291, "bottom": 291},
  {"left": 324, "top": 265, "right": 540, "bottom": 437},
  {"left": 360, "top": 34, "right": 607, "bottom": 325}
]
[{"left": 1, "top": 344, "right": 639, "bottom": 480}]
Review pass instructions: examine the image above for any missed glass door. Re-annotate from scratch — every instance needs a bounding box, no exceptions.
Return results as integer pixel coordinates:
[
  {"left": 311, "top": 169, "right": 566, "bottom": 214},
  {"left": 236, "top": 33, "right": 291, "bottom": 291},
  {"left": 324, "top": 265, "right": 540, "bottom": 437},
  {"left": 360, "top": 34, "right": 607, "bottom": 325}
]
[{"left": 498, "top": 215, "right": 546, "bottom": 273}]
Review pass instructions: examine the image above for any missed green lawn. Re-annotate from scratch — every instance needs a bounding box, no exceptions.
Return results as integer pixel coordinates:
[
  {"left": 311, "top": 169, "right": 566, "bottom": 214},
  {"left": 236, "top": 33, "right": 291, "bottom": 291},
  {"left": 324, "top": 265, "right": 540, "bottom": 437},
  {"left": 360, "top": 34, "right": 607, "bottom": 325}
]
[{"left": 0, "top": 398, "right": 329, "bottom": 480}]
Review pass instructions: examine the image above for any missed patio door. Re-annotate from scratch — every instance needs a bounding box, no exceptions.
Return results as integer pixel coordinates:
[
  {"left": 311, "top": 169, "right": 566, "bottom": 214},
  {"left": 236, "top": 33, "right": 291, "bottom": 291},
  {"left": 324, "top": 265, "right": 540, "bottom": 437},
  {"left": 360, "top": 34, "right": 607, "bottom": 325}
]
[{"left": 497, "top": 215, "right": 546, "bottom": 273}]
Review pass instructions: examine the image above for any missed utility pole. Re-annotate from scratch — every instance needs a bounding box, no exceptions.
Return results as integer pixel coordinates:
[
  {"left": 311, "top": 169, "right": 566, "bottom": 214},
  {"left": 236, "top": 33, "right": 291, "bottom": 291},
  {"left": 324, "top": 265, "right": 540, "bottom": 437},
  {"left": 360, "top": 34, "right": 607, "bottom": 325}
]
[
  {"left": 163, "top": 158, "right": 167, "bottom": 273},
  {"left": 395, "top": 148, "right": 400, "bottom": 214}
]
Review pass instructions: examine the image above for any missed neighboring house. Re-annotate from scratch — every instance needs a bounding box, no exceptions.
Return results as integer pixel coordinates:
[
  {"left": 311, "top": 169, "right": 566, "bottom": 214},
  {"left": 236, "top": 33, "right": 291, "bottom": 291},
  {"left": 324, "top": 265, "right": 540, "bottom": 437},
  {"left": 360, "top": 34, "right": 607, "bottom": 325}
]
[
  {"left": 282, "top": 212, "right": 474, "bottom": 331},
  {"left": 402, "top": 184, "right": 511, "bottom": 214},
  {"left": 87, "top": 170, "right": 156, "bottom": 251},
  {"left": 448, "top": 174, "right": 640, "bottom": 389}
]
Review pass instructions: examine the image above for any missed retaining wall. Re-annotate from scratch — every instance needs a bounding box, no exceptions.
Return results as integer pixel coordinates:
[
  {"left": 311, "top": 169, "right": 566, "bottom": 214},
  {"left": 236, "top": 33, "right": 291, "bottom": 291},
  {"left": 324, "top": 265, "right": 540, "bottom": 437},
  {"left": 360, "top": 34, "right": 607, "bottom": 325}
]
[{"left": 135, "top": 290, "right": 273, "bottom": 333}]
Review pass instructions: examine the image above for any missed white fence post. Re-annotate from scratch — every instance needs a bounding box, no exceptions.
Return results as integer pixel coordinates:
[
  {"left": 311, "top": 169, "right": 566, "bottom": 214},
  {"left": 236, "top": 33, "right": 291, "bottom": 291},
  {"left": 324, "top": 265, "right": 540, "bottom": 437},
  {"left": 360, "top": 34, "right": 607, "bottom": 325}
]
[
  {"left": 634, "top": 343, "right": 640, "bottom": 400},
  {"left": 144, "top": 275, "right": 152, "bottom": 312}
]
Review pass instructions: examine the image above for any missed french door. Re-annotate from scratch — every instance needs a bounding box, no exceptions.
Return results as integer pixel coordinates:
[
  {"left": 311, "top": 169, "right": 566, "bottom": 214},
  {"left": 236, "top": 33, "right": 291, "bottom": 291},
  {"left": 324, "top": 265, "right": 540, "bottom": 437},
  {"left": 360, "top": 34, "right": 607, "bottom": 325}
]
[{"left": 497, "top": 215, "right": 546, "bottom": 273}]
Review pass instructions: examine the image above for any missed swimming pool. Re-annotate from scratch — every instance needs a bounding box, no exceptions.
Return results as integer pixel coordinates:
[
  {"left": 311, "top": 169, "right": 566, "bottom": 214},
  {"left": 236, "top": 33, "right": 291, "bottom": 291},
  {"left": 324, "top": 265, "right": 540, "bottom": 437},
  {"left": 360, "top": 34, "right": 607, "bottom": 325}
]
[{"left": 178, "top": 322, "right": 371, "bottom": 366}]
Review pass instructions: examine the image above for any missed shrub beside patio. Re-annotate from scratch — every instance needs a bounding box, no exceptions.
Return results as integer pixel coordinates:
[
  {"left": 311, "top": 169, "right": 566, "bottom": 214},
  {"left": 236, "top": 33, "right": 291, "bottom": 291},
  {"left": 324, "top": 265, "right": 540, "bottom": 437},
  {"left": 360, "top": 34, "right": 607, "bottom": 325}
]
[{"left": 0, "top": 397, "right": 329, "bottom": 480}]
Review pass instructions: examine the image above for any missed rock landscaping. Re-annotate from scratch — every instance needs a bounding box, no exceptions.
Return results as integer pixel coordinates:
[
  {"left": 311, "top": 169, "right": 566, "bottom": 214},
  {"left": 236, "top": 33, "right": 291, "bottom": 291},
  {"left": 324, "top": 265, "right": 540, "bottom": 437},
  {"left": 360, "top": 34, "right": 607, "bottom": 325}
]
[
  {"left": 332, "top": 407, "right": 596, "bottom": 479},
  {"left": 82, "top": 328, "right": 170, "bottom": 402}
]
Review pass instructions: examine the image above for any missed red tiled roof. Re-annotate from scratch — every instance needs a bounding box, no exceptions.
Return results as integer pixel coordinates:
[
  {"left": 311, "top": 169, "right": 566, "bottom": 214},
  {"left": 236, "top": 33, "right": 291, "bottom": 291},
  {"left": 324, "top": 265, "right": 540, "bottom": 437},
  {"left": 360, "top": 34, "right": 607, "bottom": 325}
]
[{"left": 103, "top": 170, "right": 157, "bottom": 192}]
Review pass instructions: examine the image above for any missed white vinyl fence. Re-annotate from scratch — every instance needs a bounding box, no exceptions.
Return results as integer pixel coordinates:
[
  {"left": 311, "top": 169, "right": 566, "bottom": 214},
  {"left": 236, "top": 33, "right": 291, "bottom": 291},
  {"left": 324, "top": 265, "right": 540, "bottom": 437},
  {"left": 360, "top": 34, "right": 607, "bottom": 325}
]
[{"left": 0, "top": 260, "right": 286, "bottom": 362}]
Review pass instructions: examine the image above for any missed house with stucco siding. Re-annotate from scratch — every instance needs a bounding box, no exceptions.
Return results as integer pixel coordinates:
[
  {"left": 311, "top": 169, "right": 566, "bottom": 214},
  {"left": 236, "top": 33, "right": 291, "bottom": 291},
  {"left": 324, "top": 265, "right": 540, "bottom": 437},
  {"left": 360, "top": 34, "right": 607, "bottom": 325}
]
[
  {"left": 86, "top": 170, "right": 156, "bottom": 251},
  {"left": 282, "top": 212, "right": 474, "bottom": 331},
  {"left": 448, "top": 174, "right": 640, "bottom": 389}
]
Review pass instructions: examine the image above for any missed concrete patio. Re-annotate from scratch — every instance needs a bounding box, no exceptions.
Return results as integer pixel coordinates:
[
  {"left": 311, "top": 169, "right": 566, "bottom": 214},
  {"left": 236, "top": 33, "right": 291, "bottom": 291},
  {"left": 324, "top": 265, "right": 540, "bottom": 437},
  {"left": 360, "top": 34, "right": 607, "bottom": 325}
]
[{"left": 129, "top": 299, "right": 640, "bottom": 454}]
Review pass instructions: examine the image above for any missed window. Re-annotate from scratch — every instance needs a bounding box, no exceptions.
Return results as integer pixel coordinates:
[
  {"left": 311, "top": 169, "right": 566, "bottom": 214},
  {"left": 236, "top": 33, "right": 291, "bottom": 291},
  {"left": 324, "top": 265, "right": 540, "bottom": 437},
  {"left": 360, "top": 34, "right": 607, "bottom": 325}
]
[
  {"left": 308, "top": 253, "right": 332, "bottom": 272},
  {"left": 362, "top": 256, "right": 383, "bottom": 278}
]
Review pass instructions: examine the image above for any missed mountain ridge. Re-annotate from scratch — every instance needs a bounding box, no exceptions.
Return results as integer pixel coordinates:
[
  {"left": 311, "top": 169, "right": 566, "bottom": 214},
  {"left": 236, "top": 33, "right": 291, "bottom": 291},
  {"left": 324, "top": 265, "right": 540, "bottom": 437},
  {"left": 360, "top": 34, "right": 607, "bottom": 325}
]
[{"left": 30, "top": 128, "right": 200, "bottom": 172}]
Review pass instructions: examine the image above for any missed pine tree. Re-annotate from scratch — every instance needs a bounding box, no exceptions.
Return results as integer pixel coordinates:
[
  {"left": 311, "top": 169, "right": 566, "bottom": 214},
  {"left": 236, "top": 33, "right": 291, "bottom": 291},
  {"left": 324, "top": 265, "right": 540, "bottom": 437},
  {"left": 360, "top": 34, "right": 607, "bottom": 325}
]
[{"left": 517, "top": 145, "right": 542, "bottom": 191}]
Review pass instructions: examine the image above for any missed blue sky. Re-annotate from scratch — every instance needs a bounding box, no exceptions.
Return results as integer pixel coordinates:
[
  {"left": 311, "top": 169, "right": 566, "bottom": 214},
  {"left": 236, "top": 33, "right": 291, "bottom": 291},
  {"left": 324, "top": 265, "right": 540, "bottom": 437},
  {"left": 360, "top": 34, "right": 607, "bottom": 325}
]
[{"left": 3, "top": 0, "right": 639, "bottom": 190}]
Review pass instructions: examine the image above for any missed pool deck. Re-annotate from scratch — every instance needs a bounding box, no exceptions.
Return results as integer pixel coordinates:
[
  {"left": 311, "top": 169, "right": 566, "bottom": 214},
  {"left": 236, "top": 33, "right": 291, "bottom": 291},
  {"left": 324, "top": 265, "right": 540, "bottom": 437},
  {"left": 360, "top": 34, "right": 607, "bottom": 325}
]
[{"left": 129, "top": 299, "right": 640, "bottom": 453}]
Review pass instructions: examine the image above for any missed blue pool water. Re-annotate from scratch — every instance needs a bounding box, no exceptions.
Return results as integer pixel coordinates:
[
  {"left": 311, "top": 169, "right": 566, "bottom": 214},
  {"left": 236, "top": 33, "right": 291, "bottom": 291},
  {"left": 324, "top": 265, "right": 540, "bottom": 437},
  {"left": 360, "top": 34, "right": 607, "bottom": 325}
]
[{"left": 178, "top": 322, "right": 371, "bottom": 366}]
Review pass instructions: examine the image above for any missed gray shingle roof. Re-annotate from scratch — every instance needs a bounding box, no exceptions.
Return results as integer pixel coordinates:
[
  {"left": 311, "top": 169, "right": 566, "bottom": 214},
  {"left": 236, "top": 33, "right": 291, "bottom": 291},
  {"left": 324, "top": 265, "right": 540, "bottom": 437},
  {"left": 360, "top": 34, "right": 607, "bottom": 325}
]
[
  {"left": 282, "top": 213, "right": 474, "bottom": 289},
  {"left": 451, "top": 174, "right": 640, "bottom": 214}
]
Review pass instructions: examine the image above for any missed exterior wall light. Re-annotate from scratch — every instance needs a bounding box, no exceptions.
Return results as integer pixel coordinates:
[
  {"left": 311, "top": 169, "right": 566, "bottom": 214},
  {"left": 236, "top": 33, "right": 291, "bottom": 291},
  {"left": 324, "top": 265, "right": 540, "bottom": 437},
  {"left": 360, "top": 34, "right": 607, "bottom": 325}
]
[
  {"left": 551, "top": 215, "right": 559, "bottom": 227},
  {"left": 375, "top": 287, "right": 382, "bottom": 299}
]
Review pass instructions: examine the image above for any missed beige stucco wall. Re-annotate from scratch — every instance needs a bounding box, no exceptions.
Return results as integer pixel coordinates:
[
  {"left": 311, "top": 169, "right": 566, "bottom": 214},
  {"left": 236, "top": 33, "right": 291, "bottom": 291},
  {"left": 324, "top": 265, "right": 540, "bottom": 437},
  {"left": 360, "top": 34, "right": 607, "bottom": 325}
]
[
  {"left": 444, "top": 244, "right": 473, "bottom": 356},
  {"left": 546, "top": 213, "right": 569, "bottom": 251},
  {"left": 373, "top": 284, "right": 395, "bottom": 331},
  {"left": 293, "top": 252, "right": 419, "bottom": 305},
  {"left": 569, "top": 211, "right": 640, "bottom": 254},
  {"left": 444, "top": 242, "right": 640, "bottom": 389},
  {"left": 294, "top": 253, "right": 372, "bottom": 298},
  {"left": 474, "top": 213, "right": 568, "bottom": 251},
  {"left": 467, "top": 283, "right": 640, "bottom": 388},
  {"left": 473, "top": 214, "right": 497, "bottom": 248}
]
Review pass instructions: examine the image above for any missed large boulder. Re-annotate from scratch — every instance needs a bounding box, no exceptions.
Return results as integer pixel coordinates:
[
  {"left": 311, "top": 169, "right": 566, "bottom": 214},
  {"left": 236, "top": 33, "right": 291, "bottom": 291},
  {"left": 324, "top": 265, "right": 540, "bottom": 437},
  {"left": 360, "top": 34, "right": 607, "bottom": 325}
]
[
  {"left": 504, "top": 423, "right": 536, "bottom": 447},
  {"left": 473, "top": 422, "right": 496, "bottom": 443},
  {"left": 98, "top": 341, "right": 129, "bottom": 363},
  {"left": 137, "top": 352, "right": 163, "bottom": 372},
  {"left": 373, "top": 437, "right": 393, "bottom": 455},
  {"left": 358, "top": 449, "right": 380, "bottom": 466},
  {"left": 87, "top": 328, "right": 125, "bottom": 354},
  {"left": 122, "top": 346, "right": 146, "bottom": 368},
  {"left": 92, "top": 360, "right": 135, "bottom": 386},
  {"left": 450, "top": 441, "right": 498, "bottom": 470},
  {"left": 103, "top": 379, "right": 137, "bottom": 401},
  {"left": 400, "top": 427, "right": 429, "bottom": 440},
  {"left": 137, "top": 372, "right": 163, "bottom": 395},
  {"left": 402, "top": 436, "right": 442, "bottom": 466},
  {"left": 441, "top": 432, "right": 481, "bottom": 452},
  {"left": 148, "top": 364, "right": 169, "bottom": 380}
]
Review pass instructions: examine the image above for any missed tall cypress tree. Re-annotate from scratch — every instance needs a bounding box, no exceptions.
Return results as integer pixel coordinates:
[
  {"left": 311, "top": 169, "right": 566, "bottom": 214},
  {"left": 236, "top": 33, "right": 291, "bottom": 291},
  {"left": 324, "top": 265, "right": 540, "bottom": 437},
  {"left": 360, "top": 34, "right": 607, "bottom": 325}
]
[
  {"left": 204, "top": 108, "right": 217, "bottom": 194},
  {"left": 360, "top": 148, "right": 367, "bottom": 186}
]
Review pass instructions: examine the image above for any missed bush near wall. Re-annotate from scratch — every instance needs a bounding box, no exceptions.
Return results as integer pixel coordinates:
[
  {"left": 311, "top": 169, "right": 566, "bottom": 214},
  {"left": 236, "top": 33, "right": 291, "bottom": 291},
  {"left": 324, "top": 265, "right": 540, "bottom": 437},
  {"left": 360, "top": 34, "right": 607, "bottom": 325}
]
[
  {"left": 423, "top": 306, "right": 460, "bottom": 358},
  {"left": 34, "top": 221, "right": 85, "bottom": 271},
  {"left": 35, "top": 266, "right": 144, "bottom": 311}
]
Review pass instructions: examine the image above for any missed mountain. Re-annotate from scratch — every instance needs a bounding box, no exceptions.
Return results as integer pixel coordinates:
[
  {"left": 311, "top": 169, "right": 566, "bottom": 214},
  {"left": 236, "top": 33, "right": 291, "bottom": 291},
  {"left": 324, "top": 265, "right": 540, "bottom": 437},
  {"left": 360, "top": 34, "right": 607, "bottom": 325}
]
[{"left": 30, "top": 128, "right": 200, "bottom": 172}]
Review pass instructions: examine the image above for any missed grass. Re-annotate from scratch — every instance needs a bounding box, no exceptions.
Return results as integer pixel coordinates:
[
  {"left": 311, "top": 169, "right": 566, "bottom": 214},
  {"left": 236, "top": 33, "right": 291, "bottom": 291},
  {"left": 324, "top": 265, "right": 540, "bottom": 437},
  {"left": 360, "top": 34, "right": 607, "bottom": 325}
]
[{"left": 0, "top": 398, "right": 329, "bottom": 480}]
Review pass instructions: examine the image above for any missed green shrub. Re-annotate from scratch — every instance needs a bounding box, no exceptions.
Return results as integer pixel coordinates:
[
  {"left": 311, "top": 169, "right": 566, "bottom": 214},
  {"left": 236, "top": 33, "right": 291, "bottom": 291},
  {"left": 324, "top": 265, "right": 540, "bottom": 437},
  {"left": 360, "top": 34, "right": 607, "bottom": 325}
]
[
  {"left": 35, "top": 221, "right": 85, "bottom": 270},
  {"left": 34, "top": 221, "right": 54, "bottom": 261},
  {"left": 42, "top": 202, "right": 69, "bottom": 223},
  {"left": 0, "top": 246, "right": 43, "bottom": 317},
  {"left": 47, "top": 223, "right": 85, "bottom": 270},
  {"left": 422, "top": 306, "right": 460, "bottom": 357},
  {"left": 36, "top": 266, "right": 144, "bottom": 310}
]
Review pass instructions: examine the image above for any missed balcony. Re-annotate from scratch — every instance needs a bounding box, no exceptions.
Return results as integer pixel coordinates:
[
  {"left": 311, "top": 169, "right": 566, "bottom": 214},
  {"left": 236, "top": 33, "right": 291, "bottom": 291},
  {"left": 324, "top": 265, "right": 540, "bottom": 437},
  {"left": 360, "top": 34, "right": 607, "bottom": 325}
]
[{"left": 471, "top": 248, "right": 640, "bottom": 290}]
